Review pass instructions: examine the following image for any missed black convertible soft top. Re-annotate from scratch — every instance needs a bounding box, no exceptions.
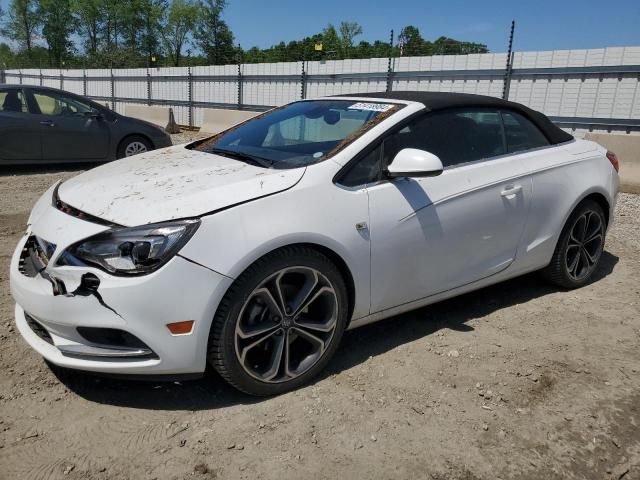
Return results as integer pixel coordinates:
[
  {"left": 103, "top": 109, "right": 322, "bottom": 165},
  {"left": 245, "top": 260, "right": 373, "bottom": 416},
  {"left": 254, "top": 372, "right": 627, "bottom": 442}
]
[{"left": 334, "top": 91, "right": 573, "bottom": 145}]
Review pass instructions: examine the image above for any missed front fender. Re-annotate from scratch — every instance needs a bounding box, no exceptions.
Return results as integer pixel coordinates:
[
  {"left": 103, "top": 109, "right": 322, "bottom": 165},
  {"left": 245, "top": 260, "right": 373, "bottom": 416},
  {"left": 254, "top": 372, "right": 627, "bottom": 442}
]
[{"left": 179, "top": 180, "right": 372, "bottom": 320}]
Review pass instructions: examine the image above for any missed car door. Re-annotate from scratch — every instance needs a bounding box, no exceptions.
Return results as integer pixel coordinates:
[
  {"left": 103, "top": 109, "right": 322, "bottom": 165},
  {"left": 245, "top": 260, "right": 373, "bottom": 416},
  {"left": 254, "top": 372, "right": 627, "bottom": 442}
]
[
  {"left": 0, "top": 87, "right": 42, "bottom": 163},
  {"left": 28, "top": 88, "right": 110, "bottom": 161},
  {"left": 365, "top": 108, "right": 532, "bottom": 313}
]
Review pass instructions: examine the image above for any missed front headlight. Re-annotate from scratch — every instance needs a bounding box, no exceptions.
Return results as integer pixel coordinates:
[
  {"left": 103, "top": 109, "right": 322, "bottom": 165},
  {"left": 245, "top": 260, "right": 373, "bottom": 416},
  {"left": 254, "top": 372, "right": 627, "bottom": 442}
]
[{"left": 57, "top": 219, "right": 200, "bottom": 275}]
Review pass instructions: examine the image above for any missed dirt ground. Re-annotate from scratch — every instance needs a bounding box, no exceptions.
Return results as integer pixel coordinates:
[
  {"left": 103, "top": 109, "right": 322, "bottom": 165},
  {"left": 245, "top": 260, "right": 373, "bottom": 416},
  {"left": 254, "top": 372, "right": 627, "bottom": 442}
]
[{"left": 0, "top": 158, "right": 638, "bottom": 480}]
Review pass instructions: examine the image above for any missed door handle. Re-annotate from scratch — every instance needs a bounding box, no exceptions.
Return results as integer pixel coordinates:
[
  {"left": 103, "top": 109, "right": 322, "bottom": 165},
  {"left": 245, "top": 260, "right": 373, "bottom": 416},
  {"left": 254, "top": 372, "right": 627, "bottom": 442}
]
[
  {"left": 39, "top": 120, "right": 55, "bottom": 127},
  {"left": 500, "top": 184, "right": 522, "bottom": 197}
]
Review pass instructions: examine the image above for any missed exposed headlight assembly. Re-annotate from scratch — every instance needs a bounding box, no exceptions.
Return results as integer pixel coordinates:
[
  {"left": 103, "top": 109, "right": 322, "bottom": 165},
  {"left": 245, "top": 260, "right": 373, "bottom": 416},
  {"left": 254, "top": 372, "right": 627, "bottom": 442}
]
[{"left": 57, "top": 219, "right": 200, "bottom": 275}]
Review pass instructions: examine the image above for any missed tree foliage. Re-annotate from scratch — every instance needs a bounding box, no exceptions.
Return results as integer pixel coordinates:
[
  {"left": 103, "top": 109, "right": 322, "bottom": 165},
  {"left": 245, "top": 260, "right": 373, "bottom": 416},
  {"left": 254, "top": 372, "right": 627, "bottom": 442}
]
[
  {"left": 195, "top": 0, "right": 235, "bottom": 65},
  {"left": 0, "top": 1, "right": 489, "bottom": 69},
  {"left": 40, "top": 0, "right": 74, "bottom": 66},
  {"left": 1, "top": 0, "right": 40, "bottom": 54},
  {"left": 160, "top": 0, "right": 199, "bottom": 66}
]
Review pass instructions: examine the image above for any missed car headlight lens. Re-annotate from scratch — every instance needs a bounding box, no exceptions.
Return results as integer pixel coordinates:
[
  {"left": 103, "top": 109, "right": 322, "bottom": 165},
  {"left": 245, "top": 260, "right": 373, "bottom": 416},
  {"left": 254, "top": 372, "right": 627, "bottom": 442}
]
[{"left": 57, "top": 219, "right": 200, "bottom": 275}]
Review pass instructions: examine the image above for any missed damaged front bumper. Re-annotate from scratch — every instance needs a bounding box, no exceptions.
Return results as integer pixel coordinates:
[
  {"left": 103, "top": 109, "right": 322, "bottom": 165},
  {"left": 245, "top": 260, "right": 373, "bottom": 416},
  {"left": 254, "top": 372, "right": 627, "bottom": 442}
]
[{"left": 10, "top": 201, "right": 233, "bottom": 376}]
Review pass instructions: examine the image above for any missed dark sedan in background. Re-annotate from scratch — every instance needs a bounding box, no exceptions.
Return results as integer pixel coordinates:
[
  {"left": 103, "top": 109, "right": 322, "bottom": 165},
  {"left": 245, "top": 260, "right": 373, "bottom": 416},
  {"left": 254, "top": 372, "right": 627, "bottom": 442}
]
[{"left": 0, "top": 84, "right": 172, "bottom": 165}]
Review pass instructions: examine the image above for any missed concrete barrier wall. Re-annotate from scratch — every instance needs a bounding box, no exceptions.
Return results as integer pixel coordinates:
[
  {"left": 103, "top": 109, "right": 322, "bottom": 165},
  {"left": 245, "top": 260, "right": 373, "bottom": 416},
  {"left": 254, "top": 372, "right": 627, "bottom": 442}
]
[
  {"left": 200, "top": 109, "right": 260, "bottom": 134},
  {"left": 125, "top": 105, "right": 170, "bottom": 128},
  {"left": 585, "top": 133, "right": 640, "bottom": 193}
]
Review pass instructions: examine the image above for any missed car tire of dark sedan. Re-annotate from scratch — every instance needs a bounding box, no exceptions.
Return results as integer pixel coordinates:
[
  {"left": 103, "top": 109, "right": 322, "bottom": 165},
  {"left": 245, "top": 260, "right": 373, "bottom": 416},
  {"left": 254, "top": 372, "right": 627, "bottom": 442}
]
[
  {"left": 208, "top": 246, "right": 348, "bottom": 396},
  {"left": 117, "top": 135, "right": 153, "bottom": 159},
  {"left": 543, "top": 199, "right": 606, "bottom": 289}
]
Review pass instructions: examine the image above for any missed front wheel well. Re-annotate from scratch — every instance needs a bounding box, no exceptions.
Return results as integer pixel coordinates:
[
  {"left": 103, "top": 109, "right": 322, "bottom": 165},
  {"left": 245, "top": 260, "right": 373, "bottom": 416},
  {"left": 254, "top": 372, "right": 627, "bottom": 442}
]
[
  {"left": 297, "top": 243, "right": 356, "bottom": 322},
  {"left": 231, "top": 243, "right": 356, "bottom": 324}
]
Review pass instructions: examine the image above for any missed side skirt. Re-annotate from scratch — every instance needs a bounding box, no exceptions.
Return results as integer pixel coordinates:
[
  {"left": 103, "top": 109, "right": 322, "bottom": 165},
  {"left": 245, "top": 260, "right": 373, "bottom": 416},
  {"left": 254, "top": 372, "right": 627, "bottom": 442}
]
[{"left": 346, "top": 262, "right": 545, "bottom": 330}]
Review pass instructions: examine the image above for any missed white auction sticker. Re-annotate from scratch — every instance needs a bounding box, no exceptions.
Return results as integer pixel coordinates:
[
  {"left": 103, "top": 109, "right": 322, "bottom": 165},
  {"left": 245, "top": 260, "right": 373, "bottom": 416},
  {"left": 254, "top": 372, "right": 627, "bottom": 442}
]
[{"left": 348, "top": 102, "right": 393, "bottom": 112}]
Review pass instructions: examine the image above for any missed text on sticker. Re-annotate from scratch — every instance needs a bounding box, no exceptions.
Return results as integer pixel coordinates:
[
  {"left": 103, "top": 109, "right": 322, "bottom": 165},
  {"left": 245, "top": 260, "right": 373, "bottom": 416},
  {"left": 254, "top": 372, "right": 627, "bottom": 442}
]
[{"left": 348, "top": 102, "right": 393, "bottom": 112}]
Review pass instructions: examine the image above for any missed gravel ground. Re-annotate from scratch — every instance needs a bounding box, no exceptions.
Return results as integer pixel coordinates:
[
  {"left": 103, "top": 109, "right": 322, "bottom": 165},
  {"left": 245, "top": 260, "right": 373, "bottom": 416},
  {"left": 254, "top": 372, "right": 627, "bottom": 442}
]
[
  {"left": 0, "top": 154, "right": 638, "bottom": 480},
  {"left": 170, "top": 130, "right": 211, "bottom": 145}
]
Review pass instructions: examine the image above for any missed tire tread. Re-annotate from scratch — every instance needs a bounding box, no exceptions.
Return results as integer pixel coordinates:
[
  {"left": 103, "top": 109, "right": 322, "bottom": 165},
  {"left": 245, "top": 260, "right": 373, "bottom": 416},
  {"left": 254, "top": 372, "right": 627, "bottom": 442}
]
[
  {"left": 207, "top": 245, "right": 346, "bottom": 396},
  {"left": 542, "top": 199, "right": 605, "bottom": 289}
]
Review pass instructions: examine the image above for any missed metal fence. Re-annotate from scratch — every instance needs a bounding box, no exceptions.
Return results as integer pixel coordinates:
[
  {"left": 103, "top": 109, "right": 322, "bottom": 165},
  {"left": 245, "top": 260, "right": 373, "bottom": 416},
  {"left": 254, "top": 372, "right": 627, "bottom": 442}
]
[{"left": 2, "top": 46, "right": 640, "bottom": 135}]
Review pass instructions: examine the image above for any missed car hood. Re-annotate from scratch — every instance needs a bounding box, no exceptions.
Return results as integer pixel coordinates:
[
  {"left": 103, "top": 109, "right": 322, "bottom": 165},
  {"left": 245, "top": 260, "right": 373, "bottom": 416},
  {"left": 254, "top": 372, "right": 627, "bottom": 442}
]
[{"left": 58, "top": 146, "right": 305, "bottom": 226}]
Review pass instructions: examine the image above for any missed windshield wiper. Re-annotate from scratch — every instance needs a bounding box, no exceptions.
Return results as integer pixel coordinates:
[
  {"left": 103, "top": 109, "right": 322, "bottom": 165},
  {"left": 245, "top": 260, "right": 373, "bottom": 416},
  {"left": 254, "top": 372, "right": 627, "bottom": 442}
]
[{"left": 209, "top": 148, "right": 273, "bottom": 168}]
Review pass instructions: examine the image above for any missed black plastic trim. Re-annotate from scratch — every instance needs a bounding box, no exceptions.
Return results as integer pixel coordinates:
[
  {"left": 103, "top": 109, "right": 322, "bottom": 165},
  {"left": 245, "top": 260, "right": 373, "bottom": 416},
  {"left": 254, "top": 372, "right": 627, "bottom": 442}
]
[{"left": 24, "top": 313, "right": 54, "bottom": 345}]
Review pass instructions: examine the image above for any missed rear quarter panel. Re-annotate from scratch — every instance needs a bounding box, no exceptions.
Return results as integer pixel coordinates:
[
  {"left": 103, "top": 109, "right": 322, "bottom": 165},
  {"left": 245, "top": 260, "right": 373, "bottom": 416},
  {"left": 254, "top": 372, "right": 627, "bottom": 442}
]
[{"left": 513, "top": 139, "right": 617, "bottom": 272}]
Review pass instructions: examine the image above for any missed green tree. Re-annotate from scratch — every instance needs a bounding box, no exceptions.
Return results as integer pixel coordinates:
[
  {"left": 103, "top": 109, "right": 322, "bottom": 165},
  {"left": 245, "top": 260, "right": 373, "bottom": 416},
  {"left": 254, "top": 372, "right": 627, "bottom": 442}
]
[
  {"left": 1, "top": 0, "right": 40, "bottom": 54},
  {"left": 72, "top": 0, "right": 102, "bottom": 57},
  {"left": 120, "top": 0, "right": 145, "bottom": 58},
  {"left": 398, "top": 25, "right": 428, "bottom": 56},
  {"left": 102, "top": 1, "right": 124, "bottom": 57},
  {"left": 338, "top": 21, "right": 362, "bottom": 56},
  {"left": 160, "top": 0, "right": 198, "bottom": 66},
  {"left": 195, "top": 0, "right": 235, "bottom": 65},
  {"left": 40, "top": 0, "right": 75, "bottom": 67},
  {"left": 140, "top": 0, "right": 166, "bottom": 66},
  {"left": 433, "top": 36, "right": 488, "bottom": 55},
  {"left": 321, "top": 24, "right": 341, "bottom": 59},
  {"left": 0, "top": 42, "right": 15, "bottom": 68}
]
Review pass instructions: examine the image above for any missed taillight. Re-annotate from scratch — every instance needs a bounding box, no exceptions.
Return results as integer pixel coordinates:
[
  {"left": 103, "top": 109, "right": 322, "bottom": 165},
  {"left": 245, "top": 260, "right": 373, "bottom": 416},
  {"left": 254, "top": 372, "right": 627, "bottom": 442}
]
[{"left": 606, "top": 151, "right": 619, "bottom": 173}]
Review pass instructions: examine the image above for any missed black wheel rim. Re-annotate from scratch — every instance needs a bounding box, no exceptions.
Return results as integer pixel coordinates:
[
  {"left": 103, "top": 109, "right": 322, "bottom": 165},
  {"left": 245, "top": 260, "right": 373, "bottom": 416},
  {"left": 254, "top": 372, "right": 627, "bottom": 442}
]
[
  {"left": 234, "top": 266, "right": 338, "bottom": 383},
  {"left": 565, "top": 210, "right": 604, "bottom": 282}
]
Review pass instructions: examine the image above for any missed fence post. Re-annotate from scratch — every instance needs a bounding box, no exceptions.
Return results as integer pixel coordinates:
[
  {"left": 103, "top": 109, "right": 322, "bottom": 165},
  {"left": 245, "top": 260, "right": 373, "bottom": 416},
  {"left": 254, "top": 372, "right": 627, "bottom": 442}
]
[
  {"left": 110, "top": 69, "right": 115, "bottom": 110},
  {"left": 60, "top": 71, "right": 64, "bottom": 90},
  {"left": 300, "top": 60, "right": 307, "bottom": 99},
  {"left": 386, "top": 29, "right": 394, "bottom": 92},
  {"left": 146, "top": 69, "right": 152, "bottom": 106},
  {"left": 502, "top": 20, "right": 515, "bottom": 100},
  {"left": 0, "top": 69, "right": 5, "bottom": 83},
  {"left": 83, "top": 70, "right": 87, "bottom": 96},
  {"left": 19, "top": 71, "right": 23, "bottom": 84},
  {"left": 237, "top": 63, "right": 243, "bottom": 109},
  {"left": 188, "top": 66, "right": 193, "bottom": 128},
  {"left": 40, "top": 69, "right": 43, "bottom": 86}
]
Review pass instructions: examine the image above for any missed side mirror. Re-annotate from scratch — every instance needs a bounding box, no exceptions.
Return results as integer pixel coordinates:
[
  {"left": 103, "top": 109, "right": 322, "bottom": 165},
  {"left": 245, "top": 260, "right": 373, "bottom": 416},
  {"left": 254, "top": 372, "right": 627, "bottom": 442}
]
[
  {"left": 386, "top": 148, "right": 444, "bottom": 178},
  {"left": 86, "top": 110, "right": 103, "bottom": 120}
]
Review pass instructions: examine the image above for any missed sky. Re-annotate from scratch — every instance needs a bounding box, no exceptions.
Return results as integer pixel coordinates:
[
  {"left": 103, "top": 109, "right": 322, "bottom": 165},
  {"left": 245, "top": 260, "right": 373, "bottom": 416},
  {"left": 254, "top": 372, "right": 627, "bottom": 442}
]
[{"left": 1, "top": 0, "right": 639, "bottom": 53}]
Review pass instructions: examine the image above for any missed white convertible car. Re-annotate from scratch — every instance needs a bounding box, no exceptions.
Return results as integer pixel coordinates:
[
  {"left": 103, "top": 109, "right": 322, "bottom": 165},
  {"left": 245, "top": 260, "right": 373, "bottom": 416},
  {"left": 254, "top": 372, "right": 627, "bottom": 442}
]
[{"left": 10, "top": 92, "right": 619, "bottom": 395}]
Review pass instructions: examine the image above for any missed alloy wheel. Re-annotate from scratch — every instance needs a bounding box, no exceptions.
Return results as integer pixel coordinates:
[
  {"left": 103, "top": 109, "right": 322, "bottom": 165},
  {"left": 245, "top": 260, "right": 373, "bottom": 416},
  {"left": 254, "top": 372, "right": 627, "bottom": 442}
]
[
  {"left": 565, "top": 209, "right": 604, "bottom": 281},
  {"left": 234, "top": 266, "right": 339, "bottom": 383},
  {"left": 124, "top": 141, "right": 148, "bottom": 157}
]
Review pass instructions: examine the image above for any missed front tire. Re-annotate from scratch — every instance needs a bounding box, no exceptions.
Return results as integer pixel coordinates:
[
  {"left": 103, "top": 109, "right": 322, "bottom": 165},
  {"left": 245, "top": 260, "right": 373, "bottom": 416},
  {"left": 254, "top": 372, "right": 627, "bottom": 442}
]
[
  {"left": 543, "top": 199, "right": 606, "bottom": 289},
  {"left": 208, "top": 246, "right": 348, "bottom": 396},
  {"left": 117, "top": 135, "right": 153, "bottom": 158}
]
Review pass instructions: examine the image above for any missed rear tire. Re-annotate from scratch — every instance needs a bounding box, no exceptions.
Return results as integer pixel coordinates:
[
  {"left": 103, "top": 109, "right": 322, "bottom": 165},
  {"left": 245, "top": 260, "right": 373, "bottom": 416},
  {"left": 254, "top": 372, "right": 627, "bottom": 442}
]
[
  {"left": 542, "top": 199, "right": 606, "bottom": 289},
  {"left": 208, "top": 246, "right": 348, "bottom": 396},
  {"left": 117, "top": 135, "right": 153, "bottom": 159}
]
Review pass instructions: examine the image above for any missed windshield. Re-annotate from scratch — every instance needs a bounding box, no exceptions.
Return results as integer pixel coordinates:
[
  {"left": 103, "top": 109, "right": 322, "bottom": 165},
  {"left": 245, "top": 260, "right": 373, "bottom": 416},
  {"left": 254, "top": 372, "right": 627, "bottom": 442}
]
[{"left": 192, "top": 100, "right": 402, "bottom": 169}]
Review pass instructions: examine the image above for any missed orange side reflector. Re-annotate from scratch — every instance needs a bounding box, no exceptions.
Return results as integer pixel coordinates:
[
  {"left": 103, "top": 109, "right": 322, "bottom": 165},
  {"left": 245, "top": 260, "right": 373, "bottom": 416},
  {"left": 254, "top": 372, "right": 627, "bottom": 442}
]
[{"left": 166, "top": 321, "right": 194, "bottom": 335}]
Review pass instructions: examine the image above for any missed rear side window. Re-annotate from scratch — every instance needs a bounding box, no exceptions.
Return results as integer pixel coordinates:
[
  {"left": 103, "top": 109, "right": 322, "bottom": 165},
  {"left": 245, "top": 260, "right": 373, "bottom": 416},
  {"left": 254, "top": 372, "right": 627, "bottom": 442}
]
[
  {"left": 383, "top": 109, "right": 506, "bottom": 168},
  {"left": 0, "top": 88, "right": 28, "bottom": 113},
  {"left": 502, "top": 111, "right": 549, "bottom": 153}
]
